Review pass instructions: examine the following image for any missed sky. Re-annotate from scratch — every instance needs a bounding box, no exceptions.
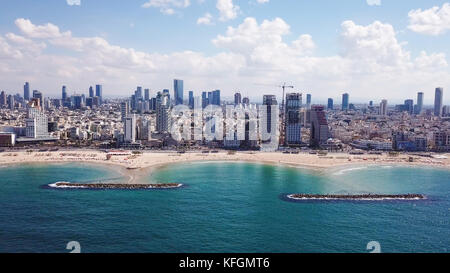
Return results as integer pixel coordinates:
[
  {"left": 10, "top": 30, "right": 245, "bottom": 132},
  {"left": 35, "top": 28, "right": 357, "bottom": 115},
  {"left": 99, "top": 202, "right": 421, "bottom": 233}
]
[{"left": 1, "top": 0, "right": 450, "bottom": 104}]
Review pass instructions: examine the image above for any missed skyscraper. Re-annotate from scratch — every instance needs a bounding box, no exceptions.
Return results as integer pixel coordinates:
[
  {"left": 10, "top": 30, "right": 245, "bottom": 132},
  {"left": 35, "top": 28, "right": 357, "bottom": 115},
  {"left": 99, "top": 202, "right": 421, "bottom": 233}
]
[
  {"left": 415, "top": 92, "right": 424, "bottom": 115},
  {"left": 234, "top": 92, "right": 242, "bottom": 105},
  {"left": 434, "top": 87, "right": 444, "bottom": 117},
  {"left": 89, "top": 86, "right": 94, "bottom": 98},
  {"left": 404, "top": 99, "right": 414, "bottom": 115},
  {"left": 156, "top": 91, "right": 170, "bottom": 133},
  {"left": 95, "top": 84, "right": 103, "bottom": 104},
  {"left": 62, "top": 86, "right": 67, "bottom": 101},
  {"left": 24, "top": 82, "right": 30, "bottom": 101},
  {"left": 145, "top": 89, "right": 150, "bottom": 101},
  {"left": 342, "top": 93, "right": 349, "bottom": 111},
  {"left": 25, "top": 99, "right": 48, "bottom": 139},
  {"left": 0, "top": 91, "right": 6, "bottom": 106},
  {"left": 306, "top": 94, "right": 312, "bottom": 108},
  {"left": 262, "top": 95, "right": 278, "bottom": 135},
  {"left": 285, "top": 93, "right": 302, "bottom": 146},
  {"left": 327, "top": 98, "right": 334, "bottom": 110},
  {"left": 310, "top": 105, "right": 329, "bottom": 147},
  {"left": 211, "top": 90, "right": 221, "bottom": 106},
  {"left": 242, "top": 97, "right": 250, "bottom": 105},
  {"left": 188, "top": 91, "right": 194, "bottom": 109},
  {"left": 202, "top": 92, "right": 208, "bottom": 108},
  {"left": 124, "top": 114, "right": 137, "bottom": 143},
  {"left": 380, "top": 99, "right": 388, "bottom": 116},
  {"left": 33, "top": 90, "right": 43, "bottom": 108},
  {"left": 174, "top": 79, "right": 184, "bottom": 105}
]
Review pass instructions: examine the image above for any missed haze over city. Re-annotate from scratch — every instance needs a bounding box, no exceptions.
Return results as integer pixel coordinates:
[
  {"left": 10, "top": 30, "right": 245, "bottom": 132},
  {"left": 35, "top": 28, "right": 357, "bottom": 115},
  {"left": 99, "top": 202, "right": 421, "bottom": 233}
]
[{"left": 1, "top": 0, "right": 450, "bottom": 104}]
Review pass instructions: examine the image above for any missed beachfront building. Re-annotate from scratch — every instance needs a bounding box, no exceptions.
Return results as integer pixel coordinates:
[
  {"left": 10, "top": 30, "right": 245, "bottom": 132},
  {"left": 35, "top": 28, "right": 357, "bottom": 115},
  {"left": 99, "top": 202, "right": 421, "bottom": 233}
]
[
  {"left": 25, "top": 99, "right": 49, "bottom": 139},
  {"left": 124, "top": 114, "right": 137, "bottom": 143},
  {"left": 310, "top": 105, "right": 329, "bottom": 148},
  {"left": 156, "top": 91, "right": 170, "bottom": 133},
  {"left": 285, "top": 93, "right": 302, "bottom": 146}
]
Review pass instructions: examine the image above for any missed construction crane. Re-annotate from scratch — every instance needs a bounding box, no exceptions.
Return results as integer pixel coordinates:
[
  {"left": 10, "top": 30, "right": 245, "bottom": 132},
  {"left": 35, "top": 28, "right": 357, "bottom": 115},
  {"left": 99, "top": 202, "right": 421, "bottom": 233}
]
[{"left": 279, "top": 83, "right": 294, "bottom": 147}]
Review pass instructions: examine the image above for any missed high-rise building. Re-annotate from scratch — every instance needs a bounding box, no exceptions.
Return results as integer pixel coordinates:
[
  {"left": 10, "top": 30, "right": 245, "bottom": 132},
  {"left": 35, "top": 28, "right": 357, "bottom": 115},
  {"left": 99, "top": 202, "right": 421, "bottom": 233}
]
[
  {"left": 306, "top": 94, "right": 312, "bottom": 108},
  {"left": 404, "top": 99, "right": 414, "bottom": 114},
  {"left": 242, "top": 97, "right": 250, "bottom": 105},
  {"left": 145, "top": 89, "right": 150, "bottom": 101},
  {"left": 202, "top": 92, "right": 208, "bottom": 108},
  {"left": 24, "top": 82, "right": 30, "bottom": 101},
  {"left": 327, "top": 98, "right": 334, "bottom": 110},
  {"left": 434, "top": 87, "right": 444, "bottom": 117},
  {"left": 174, "top": 79, "right": 184, "bottom": 105},
  {"left": 33, "top": 90, "right": 43, "bottom": 108},
  {"left": 95, "top": 84, "right": 103, "bottom": 104},
  {"left": 262, "top": 95, "right": 278, "bottom": 135},
  {"left": 415, "top": 92, "right": 424, "bottom": 114},
  {"left": 25, "top": 99, "right": 48, "bottom": 139},
  {"left": 89, "top": 86, "right": 94, "bottom": 98},
  {"left": 0, "top": 91, "right": 6, "bottom": 106},
  {"left": 7, "top": 95, "right": 15, "bottom": 110},
  {"left": 380, "top": 99, "right": 388, "bottom": 116},
  {"left": 188, "top": 91, "right": 194, "bottom": 109},
  {"left": 156, "top": 91, "right": 170, "bottom": 133},
  {"left": 310, "top": 105, "right": 329, "bottom": 147},
  {"left": 62, "top": 86, "right": 67, "bottom": 101},
  {"left": 120, "top": 101, "right": 130, "bottom": 122},
  {"left": 211, "top": 90, "right": 221, "bottom": 106},
  {"left": 234, "top": 92, "right": 242, "bottom": 105},
  {"left": 342, "top": 93, "right": 349, "bottom": 111},
  {"left": 285, "top": 93, "right": 302, "bottom": 146},
  {"left": 73, "top": 95, "right": 83, "bottom": 109},
  {"left": 124, "top": 114, "right": 137, "bottom": 143}
]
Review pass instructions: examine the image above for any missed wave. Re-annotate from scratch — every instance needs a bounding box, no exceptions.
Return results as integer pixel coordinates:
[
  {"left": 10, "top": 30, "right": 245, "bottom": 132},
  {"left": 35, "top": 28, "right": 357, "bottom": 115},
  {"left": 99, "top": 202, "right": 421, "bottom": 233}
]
[{"left": 332, "top": 166, "right": 368, "bottom": 176}]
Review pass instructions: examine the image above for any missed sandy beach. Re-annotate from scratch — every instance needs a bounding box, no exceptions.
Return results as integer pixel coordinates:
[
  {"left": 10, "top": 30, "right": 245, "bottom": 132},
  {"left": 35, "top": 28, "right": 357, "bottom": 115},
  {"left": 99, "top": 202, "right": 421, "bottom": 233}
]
[{"left": 1, "top": 150, "right": 449, "bottom": 174}]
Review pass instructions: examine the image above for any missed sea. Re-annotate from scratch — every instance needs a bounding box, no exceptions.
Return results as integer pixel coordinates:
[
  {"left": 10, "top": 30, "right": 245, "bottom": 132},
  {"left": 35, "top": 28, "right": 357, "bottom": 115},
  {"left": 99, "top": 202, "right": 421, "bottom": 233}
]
[{"left": 0, "top": 162, "right": 448, "bottom": 253}]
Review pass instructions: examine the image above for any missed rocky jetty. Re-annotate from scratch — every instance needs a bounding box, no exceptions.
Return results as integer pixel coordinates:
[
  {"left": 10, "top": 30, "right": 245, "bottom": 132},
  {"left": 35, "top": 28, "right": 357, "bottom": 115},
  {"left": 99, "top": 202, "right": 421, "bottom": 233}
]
[
  {"left": 49, "top": 182, "right": 182, "bottom": 189},
  {"left": 287, "top": 193, "right": 425, "bottom": 201}
]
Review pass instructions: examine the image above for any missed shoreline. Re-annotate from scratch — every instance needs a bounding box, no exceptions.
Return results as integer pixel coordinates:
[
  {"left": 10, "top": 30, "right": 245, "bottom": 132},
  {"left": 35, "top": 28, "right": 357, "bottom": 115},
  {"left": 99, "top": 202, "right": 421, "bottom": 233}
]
[{"left": 1, "top": 151, "right": 449, "bottom": 182}]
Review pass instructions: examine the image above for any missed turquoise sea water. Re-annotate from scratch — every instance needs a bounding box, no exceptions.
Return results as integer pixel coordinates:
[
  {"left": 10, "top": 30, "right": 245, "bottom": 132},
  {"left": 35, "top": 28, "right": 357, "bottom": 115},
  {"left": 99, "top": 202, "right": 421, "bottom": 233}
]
[{"left": 0, "top": 162, "right": 449, "bottom": 253}]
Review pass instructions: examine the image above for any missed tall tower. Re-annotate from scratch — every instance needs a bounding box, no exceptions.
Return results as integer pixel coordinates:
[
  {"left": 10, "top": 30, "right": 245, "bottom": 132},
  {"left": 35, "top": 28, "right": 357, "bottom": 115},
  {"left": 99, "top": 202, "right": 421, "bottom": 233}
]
[
  {"left": 285, "top": 93, "right": 302, "bottom": 146},
  {"left": 342, "top": 93, "right": 349, "bottom": 111},
  {"left": 434, "top": 87, "right": 444, "bottom": 117},
  {"left": 234, "top": 92, "right": 242, "bottom": 105},
  {"left": 415, "top": 92, "right": 424, "bottom": 114},
  {"left": 174, "top": 79, "right": 184, "bottom": 105},
  {"left": 124, "top": 114, "right": 137, "bottom": 143},
  {"left": 24, "top": 82, "right": 30, "bottom": 101},
  {"left": 380, "top": 99, "right": 388, "bottom": 116},
  {"left": 95, "top": 84, "right": 103, "bottom": 104},
  {"left": 62, "top": 86, "right": 67, "bottom": 101}
]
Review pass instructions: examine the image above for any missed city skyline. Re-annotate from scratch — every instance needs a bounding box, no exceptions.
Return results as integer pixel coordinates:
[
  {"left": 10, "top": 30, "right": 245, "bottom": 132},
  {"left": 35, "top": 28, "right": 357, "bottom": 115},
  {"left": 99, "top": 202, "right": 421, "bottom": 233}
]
[{"left": 1, "top": 1, "right": 450, "bottom": 103}]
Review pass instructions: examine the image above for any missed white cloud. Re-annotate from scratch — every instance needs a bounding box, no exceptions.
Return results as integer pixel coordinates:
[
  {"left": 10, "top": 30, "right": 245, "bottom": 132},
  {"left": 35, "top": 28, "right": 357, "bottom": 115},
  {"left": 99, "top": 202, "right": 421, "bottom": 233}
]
[
  {"left": 408, "top": 3, "right": 450, "bottom": 36},
  {"left": 66, "top": 0, "right": 80, "bottom": 6},
  {"left": 197, "top": 13, "right": 213, "bottom": 25},
  {"left": 256, "top": 0, "right": 269, "bottom": 3},
  {"left": 366, "top": 0, "right": 381, "bottom": 6},
  {"left": 142, "top": 0, "right": 190, "bottom": 15},
  {"left": 216, "top": 0, "right": 240, "bottom": 21},
  {"left": 0, "top": 17, "right": 449, "bottom": 103}
]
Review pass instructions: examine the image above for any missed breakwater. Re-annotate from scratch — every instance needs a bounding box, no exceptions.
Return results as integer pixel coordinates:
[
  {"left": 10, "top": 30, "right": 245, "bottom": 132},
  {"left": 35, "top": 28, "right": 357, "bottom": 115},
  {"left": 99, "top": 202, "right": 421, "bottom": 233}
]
[
  {"left": 286, "top": 193, "right": 425, "bottom": 201},
  {"left": 47, "top": 182, "right": 183, "bottom": 190}
]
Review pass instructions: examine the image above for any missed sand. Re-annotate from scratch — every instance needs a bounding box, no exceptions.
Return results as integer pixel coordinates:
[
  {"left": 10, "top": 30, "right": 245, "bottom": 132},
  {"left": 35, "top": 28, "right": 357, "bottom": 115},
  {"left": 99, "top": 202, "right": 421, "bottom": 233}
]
[{"left": 1, "top": 150, "right": 449, "bottom": 183}]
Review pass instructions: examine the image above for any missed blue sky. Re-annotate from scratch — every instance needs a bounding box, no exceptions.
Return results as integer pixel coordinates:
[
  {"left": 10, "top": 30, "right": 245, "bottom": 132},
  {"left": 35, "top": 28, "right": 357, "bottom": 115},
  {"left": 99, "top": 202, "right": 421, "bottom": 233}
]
[{"left": 1, "top": 0, "right": 450, "bottom": 104}]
